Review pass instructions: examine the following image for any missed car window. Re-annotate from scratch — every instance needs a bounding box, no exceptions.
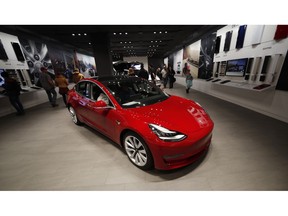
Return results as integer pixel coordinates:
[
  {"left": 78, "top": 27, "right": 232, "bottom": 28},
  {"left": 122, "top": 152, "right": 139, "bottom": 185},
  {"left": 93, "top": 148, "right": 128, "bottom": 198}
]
[
  {"left": 76, "top": 81, "right": 87, "bottom": 96},
  {"left": 103, "top": 78, "right": 169, "bottom": 108}
]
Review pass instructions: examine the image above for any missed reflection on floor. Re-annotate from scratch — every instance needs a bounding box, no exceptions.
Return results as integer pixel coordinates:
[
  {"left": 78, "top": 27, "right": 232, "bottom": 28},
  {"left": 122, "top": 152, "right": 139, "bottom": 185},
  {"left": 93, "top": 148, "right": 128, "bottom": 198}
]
[{"left": 0, "top": 83, "right": 288, "bottom": 191}]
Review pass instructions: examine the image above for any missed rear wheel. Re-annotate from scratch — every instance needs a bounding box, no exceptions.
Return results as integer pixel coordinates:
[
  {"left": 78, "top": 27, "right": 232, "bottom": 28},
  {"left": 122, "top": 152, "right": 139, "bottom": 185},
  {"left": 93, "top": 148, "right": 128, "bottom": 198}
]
[
  {"left": 69, "top": 106, "right": 82, "bottom": 125},
  {"left": 123, "top": 132, "right": 154, "bottom": 170}
]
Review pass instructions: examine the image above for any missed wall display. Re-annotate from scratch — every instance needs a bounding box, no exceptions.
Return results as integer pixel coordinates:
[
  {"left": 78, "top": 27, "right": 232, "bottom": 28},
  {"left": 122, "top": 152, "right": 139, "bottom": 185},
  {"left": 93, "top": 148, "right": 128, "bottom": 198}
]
[
  {"left": 244, "top": 58, "right": 254, "bottom": 80},
  {"left": 75, "top": 52, "right": 96, "bottom": 77},
  {"left": 172, "top": 49, "right": 183, "bottom": 74},
  {"left": 214, "top": 36, "right": 221, "bottom": 54},
  {"left": 182, "top": 40, "right": 200, "bottom": 77},
  {"left": 274, "top": 25, "right": 288, "bottom": 40},
  {"left": 47, "top": 46, "right": 66, "bottom": 73},
  {"left": 236, "top": 25, "right": 247, "bottom": 49},
  {"left": 220, "top": 61, "right": 227, "bottom": 76},
  {"left": 19, "top": 38, "right": 53, "bottom": 84},
  {"left": 0, "top": 39, "right": 8, "bottom": 60},
  {"left": 223, "top": 30, "right": 233, "bottom": 52},
  {"left": 276, "top": 51, "right": 288, "bottom": 91},
  {"left": 251, "top": 57, "right": 262, "bottom": 81},
  {"left": 250, "top": 25, "right": 264, "bottom": 45},
  {"left": 199, "top": 33, "right": 216, "bottom": 79},
  {"left": 259, "top": 55, "right": 271, "bottom": 82},
  {"left": 11, "top": 42, "right": 25, "bottom": 61},
  {"left": 225, "top": 58, "right": 248, "bottom": 77}
]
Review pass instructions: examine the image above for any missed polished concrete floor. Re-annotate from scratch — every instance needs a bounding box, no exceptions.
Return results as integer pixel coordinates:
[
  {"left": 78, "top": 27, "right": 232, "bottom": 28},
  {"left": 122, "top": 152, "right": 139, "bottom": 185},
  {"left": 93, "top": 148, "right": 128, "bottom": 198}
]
[{"left": 0, "top": 83, "right": 288, "bottom": 191}]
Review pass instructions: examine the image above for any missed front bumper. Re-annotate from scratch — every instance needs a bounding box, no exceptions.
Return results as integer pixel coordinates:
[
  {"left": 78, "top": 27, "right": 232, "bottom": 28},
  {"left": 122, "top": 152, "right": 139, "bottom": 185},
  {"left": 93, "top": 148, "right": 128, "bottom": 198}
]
[{"left": 148, "top": 131, "right": 213, "bottom": 170}]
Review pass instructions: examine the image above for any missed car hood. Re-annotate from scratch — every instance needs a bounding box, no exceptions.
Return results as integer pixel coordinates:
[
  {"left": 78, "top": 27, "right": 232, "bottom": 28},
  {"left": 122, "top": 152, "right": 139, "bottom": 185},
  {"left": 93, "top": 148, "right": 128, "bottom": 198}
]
[{"left": 126, "top": 95, "right": 213, "bottom": 133}]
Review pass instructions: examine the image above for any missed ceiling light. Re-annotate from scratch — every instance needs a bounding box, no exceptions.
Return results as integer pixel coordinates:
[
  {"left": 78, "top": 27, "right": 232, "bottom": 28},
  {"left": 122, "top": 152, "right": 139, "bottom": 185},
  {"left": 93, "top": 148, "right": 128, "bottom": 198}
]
[
  {"left": 120, "top": 42, "right": 122, "bottom": 44},
  {"left": 151, "top": 41, "right": 153, "bottom": 43},
  {"left": 165, "top": 31, "right": 168, "bottom": 33},
  {"left": 84, "top": 33, "right": 87, "bottom": 36},
  {"left": 72, "top": 33, "right": 75, "bottom": 36},
  {"left": 129, "top": 41, "right": 131, "bottom": 43},
  {"left": 119, "top": 33, "right": 122, "bottom": 35},
  {"left": 113, "top": 33, "right": 116, "bottom": 35},
  {"left": 160, "top": 40, "right": 162, "bottom": 42},
  {"left": 125, "top": 32, "right": 128, "bottom": 35},
  {"left": 125, "top": 42, "right": 127, "bottom": 44},
  {"left": 159, "top": 31, "right": 162, "bottom": 34},
  {"left": 89, "top": 42, "right": 91, "bottom": 45},
  {"left": 78, "top": 33, "right": 81, "bottom": 36},
  {"left": 154, "top": 32, "right": 156, "bottom": 34}
]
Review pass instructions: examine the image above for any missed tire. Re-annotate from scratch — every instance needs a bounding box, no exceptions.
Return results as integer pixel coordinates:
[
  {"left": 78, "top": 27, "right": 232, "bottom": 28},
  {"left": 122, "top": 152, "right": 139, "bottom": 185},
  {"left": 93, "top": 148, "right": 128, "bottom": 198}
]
[
  {"left": 123, "top": 132, "right": 154, "bottom": 170},
  {"left": 68, "top": 106, "right": 82, "bottom": 125}
]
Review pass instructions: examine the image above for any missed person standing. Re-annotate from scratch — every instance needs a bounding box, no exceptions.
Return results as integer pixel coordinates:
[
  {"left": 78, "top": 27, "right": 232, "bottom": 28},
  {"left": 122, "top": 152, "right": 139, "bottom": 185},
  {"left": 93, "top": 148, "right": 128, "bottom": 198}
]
[
  {"left": 72, "top": 68, "right": 84, "bottom": 83},
  {"left": 168, "top": 66, "right": 176, "bottom": 89},
  {"left": 39, "top": 67, "right": 58, "bottom": 107},
  {"left": 1, "top": 71, "right": 25, "bottom": 115},
  {"left": 138, "top": 63, "right": 149, "bottom": 80},
  {"left": 184, "top": 69, "right": 193, "bottom": 93},
  {"left": 161, "top": 64, "right": 168, "bottom": 88},
  {"left": 54, "top": 72, "right": 69, "bottom": 106}
]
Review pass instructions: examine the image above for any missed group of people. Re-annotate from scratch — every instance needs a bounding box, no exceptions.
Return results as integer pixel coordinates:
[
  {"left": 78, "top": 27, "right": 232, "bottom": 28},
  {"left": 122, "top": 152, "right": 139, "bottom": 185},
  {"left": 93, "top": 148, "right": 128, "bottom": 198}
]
[
  {"left": 1, "top": 67, "right": 84, "bottom": 116},
  {"left": 1, "top": 63, "right": 194, "bottom": 116}
]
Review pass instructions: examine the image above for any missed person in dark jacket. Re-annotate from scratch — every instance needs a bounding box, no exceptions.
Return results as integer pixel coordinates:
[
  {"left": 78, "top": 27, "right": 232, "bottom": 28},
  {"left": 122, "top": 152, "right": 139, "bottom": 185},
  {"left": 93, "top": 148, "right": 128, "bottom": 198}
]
[
  {"left": 1, "top": 71, "right": 25, "bottom": 115},
  {"left": 168, "top": 66, "right": 176, "bottom": 88},
  {"left": 138, "top": 63, "right": 149, "bottom": 80}
]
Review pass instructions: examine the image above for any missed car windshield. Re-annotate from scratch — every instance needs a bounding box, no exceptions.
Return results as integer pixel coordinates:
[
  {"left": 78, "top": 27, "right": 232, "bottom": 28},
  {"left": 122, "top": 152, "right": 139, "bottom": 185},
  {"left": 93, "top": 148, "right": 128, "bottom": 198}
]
[{"left": 102, "top": 77, "right": 169, "bottom": 108}]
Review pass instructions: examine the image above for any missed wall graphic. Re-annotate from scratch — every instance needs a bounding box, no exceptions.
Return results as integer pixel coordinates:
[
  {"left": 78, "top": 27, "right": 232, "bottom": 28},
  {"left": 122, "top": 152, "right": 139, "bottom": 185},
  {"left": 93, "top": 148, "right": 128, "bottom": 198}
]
[
  {"left": 183, "top": 40, "right": 201, "bottom": 78},
  {"left": 198, "top": 33, "right": 216, "bottom": 79},
  {"left": 75, "top": 52, "right": 96, "bottom": 77},
  {"left": 19, "top": 38, "right": 53, "bottom": 84},
  {"left": 47, "top": 46, "right": 66, "bottom": 73}
]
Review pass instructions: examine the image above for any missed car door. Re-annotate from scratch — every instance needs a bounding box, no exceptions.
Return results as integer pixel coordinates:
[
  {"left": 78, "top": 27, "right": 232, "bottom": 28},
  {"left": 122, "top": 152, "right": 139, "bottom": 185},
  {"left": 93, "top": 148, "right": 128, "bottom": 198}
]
[
  {"left": 74, "top": 81, "right": 91, "bottom": 122},
  {"left": 85, "top": 83, "right": 118, "bottom": 138}
]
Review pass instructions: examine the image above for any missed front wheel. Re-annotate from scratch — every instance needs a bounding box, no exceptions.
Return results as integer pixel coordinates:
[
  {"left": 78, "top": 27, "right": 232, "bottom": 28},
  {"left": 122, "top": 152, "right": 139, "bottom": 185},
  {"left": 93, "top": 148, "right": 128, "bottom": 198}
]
[
  {"left": 68, "top": 106, "right": 82, "bottom": 125},
  {"left": 123, "top": 132, "right": 154, "bottom": 170}
]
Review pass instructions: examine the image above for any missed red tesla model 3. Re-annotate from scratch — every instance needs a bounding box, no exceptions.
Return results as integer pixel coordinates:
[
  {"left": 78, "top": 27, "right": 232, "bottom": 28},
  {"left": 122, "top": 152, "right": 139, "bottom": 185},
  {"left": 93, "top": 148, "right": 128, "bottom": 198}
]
[{"left": 67, "top": 76, "right": 214, "bottom": 170}]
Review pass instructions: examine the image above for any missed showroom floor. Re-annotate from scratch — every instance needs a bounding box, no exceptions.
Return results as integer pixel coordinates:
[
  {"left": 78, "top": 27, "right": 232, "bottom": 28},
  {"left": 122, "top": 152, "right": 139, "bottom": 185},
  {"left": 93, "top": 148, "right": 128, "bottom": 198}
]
[{"left": 0, "top": 83, "right": 288, "bottom": 191}]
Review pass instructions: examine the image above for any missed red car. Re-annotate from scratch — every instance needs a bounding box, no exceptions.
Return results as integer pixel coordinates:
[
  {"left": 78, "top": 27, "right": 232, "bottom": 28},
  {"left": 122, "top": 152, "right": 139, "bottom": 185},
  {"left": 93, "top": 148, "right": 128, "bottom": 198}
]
[{"left": 67, "top": 76, "right": 214, "bottom": 170}]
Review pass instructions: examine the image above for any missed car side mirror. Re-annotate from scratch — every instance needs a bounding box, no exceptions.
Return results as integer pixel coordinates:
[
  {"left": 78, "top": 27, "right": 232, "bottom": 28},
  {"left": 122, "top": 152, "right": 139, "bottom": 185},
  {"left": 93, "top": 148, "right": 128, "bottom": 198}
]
[{"left": 94, "top": 100, "right": 112, "bottom": 109}]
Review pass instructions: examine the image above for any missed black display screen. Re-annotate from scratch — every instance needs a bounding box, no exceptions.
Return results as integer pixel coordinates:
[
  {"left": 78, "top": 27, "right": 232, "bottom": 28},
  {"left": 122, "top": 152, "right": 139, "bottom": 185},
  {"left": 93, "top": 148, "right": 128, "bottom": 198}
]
[
  {"left": 224, "top": 31, "right": 233, "bottom": 52},
  {"left": 11, "top": 42, "right": 25, "bottom": 61},
  {"left": 236, "top": 25, "right": 247, "bottom": 49},
  {"left": 215, "top": 36, "right": 221, "bottom": 54},
  {"left": 0, "top": 39, "right": 9, "bottom": 60}
]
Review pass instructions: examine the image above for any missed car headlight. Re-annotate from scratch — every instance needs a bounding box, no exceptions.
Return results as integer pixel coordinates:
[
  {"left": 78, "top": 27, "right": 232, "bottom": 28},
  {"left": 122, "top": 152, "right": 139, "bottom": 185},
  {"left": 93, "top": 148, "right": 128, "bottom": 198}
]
[{"left": 148, "top": 124, "right": 186, "bottom": 142}]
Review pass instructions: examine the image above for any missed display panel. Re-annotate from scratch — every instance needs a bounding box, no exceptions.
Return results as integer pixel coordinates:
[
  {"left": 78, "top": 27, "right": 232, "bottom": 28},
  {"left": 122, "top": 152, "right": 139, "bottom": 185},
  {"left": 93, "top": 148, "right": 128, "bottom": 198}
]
[
  {"left": 223, "top": 30, "right": 233, "bottom": 52},
  {"left": 225, "top": 58, "right": 248, "bottom": 76},
  {"left": 259, "top": 55, "right": 271, "bottom": 81},
  {"left": 0, "top": 39, "right": 9, "bottom": 60},
  {"left": 236, "top": 25, "right": 247, "bottom": 49},
  {"left": 11, "top": 42, "right": 25, "bottom": 61},
  {"left": 244, "top": 58, "right": 254, "bottom": 80},
  {"left": 215, "top": 36, "right": 221, "bottom": 54}
]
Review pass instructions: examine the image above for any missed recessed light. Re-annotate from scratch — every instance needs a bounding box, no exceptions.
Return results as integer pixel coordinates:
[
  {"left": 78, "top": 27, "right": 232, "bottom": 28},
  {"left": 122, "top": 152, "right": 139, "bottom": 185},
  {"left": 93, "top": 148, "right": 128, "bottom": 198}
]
[
  {"left": 119, "top": 33, "right": 122, "bottom": 35},
  {"left": 113, "top": 33, "right": 116, "bottom": 35},
  {"left": 72, "top": 33, "right": 75, "bottom": 36},
  {"left": 120, "top": 42, "right": 122, "bottom": 44},
  {"left": 78, "top": 33, "right": 81, "bottom": 36},
  {"left": 159, "top": 31, "right": 162, "bottom": 34},
  {"left": 89, "top": 42, "right": 91, "bottom": 45},
  {"left": 84, "top": 33, "right": 87, "bottom": 36},
  {"left": 125, "top": 32, "right": 128, "bottom": 35}
]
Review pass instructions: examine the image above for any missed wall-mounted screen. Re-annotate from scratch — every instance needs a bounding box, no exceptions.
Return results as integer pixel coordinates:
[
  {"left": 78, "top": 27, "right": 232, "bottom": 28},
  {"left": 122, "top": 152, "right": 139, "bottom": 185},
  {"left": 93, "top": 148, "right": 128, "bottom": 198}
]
[
  {"left": 215, "top": 36, "right": 221, "bottom": 54},
  {"left": 0, "top": 39, "right": 9, "bottom": 60},
  {"left": 224, "top": 30, "right": 233, "bottom": 52},
  {"left": 11, "top": 42, "right": 25, "bottom": 61},
  {"left": 236, "top": 25, "right": 247, "bottom": 49},
  {"left": 225, "top": 58, "right": 248, "bottom": 76}
]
